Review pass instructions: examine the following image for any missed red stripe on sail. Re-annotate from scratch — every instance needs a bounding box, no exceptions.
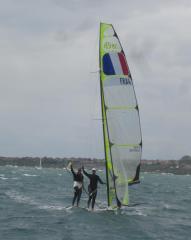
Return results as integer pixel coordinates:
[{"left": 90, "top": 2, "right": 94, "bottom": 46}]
[{"left": 118, "top": 53, "right": 129, "bottom": 75}]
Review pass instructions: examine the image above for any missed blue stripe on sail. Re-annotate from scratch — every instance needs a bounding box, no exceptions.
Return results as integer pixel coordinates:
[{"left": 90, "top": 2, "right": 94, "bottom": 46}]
[
  {"left": 110, "top": 53, "right": 123, "bottom": 75},
  {"left": 103, "top": 53, "right": 116, "bottom": 75}
]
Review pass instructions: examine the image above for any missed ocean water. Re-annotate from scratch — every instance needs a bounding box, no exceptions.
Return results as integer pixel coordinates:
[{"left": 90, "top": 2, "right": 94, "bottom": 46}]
[{"left": 0, "top": 166, "right": 191, "bottom": 240}]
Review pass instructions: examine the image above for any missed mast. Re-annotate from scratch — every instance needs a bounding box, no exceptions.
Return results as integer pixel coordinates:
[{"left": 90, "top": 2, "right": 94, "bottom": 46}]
[
  {"left": 99, "top": 23, "right": 110, "bottom": 206},
  {"left": 99, "top": 23, "right": 122, "bottom": 207}
]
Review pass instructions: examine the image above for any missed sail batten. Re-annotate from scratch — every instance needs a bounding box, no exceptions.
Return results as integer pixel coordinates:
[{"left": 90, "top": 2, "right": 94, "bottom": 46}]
[
  {"left": 107, "top": 106, "right": 136, "bottom": 110},
  {"left": 99, "top": 23, "right": 142, "bottom": 207}
]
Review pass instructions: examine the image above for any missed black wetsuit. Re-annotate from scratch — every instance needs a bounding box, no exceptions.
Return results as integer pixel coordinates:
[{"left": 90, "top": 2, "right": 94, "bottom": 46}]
[
  {"left": 83, "top": 169, "right": 105, "bottom": 209},
  {"left": 71, "top": 166, "right": 83, "bottom": 206}
]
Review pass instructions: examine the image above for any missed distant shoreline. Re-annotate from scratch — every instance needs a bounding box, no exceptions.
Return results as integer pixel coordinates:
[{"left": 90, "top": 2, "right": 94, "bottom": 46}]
[{"left": 0, "top": 156, "right": 191, "bottom": 175}]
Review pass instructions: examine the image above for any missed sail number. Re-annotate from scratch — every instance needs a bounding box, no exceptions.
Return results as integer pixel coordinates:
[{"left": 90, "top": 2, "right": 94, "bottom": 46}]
[
  {"left": 120, "top": 78, "right": 132, "bottom": 85},
  {"left": 104, "top": 42, "right": 117, "bottom": 50}
]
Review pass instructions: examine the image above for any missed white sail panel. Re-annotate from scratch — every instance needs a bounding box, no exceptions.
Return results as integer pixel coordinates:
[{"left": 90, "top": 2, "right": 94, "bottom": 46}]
[
  {"left": 103, "top": 77, "right": 136, "bottom": 107},
  {"left": 106, "top": 109, "right": 141, "bottom": 144},
  {"left": 103, "top": 27, "right": 115, "bottom": 37},
  {"left": 110, "top": 146, "right": 129, "bottom": 204},
  {"left": 111, "top": 146, "right": 141, "bottom": 181}
]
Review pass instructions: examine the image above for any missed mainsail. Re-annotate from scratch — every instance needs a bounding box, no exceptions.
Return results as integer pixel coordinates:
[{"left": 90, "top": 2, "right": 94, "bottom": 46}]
[{"left": 99, "top": 23, "right": 142, "bottom": 207}]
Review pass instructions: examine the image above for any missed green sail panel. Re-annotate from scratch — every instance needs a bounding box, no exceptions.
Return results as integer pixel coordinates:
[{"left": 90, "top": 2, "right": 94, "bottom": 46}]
[{"left": 99, "top": 23, "right": 142, "bottom": 207}]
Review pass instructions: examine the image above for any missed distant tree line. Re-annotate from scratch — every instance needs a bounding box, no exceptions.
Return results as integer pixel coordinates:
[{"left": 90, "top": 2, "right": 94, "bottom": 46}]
[{"left": 0, "top": 155, "right": 191, "bottom": 174}]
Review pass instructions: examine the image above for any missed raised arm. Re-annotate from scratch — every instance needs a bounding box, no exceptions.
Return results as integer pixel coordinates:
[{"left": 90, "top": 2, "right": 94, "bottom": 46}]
[
  {"left": 70, "top": 164, "right": 76, "bottom": 177},
  {"left": 82, "top": 166, "right": 91, "bottom": 179}
]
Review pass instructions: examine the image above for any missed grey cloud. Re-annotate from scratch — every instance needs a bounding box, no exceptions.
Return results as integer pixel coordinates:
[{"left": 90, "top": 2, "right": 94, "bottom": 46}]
[{"left": 0, "top": 0, "right": 191, "bottom": 159}]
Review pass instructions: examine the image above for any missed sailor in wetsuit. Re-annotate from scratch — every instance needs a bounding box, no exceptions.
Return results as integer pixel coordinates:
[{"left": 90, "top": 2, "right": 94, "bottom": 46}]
[
  {"left": 70, "top": 164, "right": 84, "bottom": 207},
  {"left": 82, "top": 166, "right": 105, "bottom": 210}
]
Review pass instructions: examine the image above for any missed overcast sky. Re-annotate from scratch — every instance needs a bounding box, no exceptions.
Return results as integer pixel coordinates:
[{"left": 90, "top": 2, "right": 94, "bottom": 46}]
[{"left": 0, "top": 0, "right": 191, "bottom": 160}]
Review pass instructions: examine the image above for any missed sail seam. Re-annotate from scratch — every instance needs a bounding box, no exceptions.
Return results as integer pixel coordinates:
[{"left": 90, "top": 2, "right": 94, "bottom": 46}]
[
  {"left": 107, "top": 106, "right": 136, "bottom": 110},
  {"left": 112, "top": 143, "right": 140, "bottom": 147}
]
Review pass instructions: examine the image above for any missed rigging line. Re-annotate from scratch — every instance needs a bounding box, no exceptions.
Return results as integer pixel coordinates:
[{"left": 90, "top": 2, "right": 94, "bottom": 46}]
[
  {"left": 82, "top": 186, "right": 98, "bottom": 197},
  {"left": 92, "top": 118, "right": 103, "bottom": 120},
  {"left": 90, "top": 70, "right": 100, "bottom": 73},
  {"left": 88, "top": 50, "right": 101, "bottom": 159},
  {"left": 82, "top": 184, "right": 89, "bottom": 196},
  {"left": 82, "top": 184, "right": 100, "bottom": 208}
]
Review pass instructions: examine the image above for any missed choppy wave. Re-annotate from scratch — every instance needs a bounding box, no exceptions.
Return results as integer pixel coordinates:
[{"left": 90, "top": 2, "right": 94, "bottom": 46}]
[
  {"left": 5, "top": 190, "right": 38, "bottom": 205},
  {"left": 5, "top": 190, "right": 68, "bottom": 212},
  {"left": 0, "top": 174, "right": 8, "bottom": 180},
  {"left": 1, "top": 167, "right": 191, "bottom": 240},
  {"left": 23, "top": 174, "right": 38, "bottom": 177}
]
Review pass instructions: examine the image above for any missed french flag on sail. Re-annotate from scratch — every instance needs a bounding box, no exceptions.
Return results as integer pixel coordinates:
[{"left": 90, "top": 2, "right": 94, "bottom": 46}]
[{"left": 103, "top": 52, "right": 129, "bottom": 75}]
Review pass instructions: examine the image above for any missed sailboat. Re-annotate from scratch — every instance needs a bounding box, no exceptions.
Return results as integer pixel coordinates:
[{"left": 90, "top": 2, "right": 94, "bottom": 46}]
[
  {"left": 99, "top": 23, "right": 142, "bottom": 208},
  {"left": 36, "top": 157, "right": 42, "bottom": 170}
]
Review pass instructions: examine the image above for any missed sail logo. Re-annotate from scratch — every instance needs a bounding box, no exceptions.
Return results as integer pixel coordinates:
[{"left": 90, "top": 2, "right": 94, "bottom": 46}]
[
  {"left": 120, "top": 78, "right": 132, "bottom": 85},
  {"left": 104, "top": 42, "right": 118, "bottom": 50}
]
